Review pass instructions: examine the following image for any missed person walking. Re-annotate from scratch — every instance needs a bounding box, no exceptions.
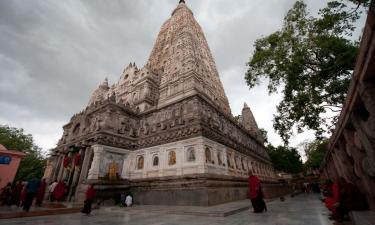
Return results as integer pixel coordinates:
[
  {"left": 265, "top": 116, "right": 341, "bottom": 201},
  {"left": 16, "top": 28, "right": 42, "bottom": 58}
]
[
  {"left": 23, "top": 177, "right": 40, "bottom": 212},
  {"left": 11, "top": 181, "right": 23, "bottom": 207},
  {"left": 19, "top": 184, "right": 27, "bottom": 207},
  {"left": 52, "top": 180, "right": 66, "bottom": 202},
  {"left": 48, "top": 180, "right": 58, "bottom": 201},
  {"left": 35, "top": 178, "right": 47, "bottom": 206},
  {"left": 81, "top": 184, "right": 96, "bottom": 215},
  {"left": 248, "top": 171, "right": 266, "bottom": 213}
]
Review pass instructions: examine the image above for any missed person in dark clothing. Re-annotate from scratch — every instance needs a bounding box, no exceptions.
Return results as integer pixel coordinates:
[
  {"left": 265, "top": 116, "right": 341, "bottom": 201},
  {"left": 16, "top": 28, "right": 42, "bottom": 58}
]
[
  {"left": 81, "top": 184, "right": 96, "bottom": 215},
  {"left": 23, "top": 177, "right": 40, "bottom": 212},
  {"left": 11, "top": 181, "right": 23, "bottom": 207},
  {"left": 0, "top": 182, "right": 12, "bottom": 206},
  {"left": 19, "top": 184, "right": 27, "bottom": 207},
  {"left": 36, "top": 179, "right": 47, "bottom": 206}
]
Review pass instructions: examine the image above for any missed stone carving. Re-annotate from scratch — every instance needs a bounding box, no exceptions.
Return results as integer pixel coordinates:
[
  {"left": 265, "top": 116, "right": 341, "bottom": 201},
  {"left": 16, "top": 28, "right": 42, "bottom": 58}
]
[
  {"left": 91, "top": 115, "right": 102, "bottom": 131},
  {"left": 217, "top": 152, "right": 222, "bottom": 166},
  {"left": 205, "top": 147, "right": 212, "bottom": 163},
  {"left": 227, "top": 152, "right": 233, "bottom": 169},
  {"left": 242, "top": 158, "right": 247, "bottom": 171},
  {"left": 187, "top": 147, "right": 195, "bottom": 162}
]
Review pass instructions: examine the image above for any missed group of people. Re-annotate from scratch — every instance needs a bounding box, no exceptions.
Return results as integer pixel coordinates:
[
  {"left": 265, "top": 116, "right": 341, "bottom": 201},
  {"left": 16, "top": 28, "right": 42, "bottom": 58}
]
[
  {"left": 322, "top": 177, "right": 368, "bottom": 222},
  {"left": 301, "top": 181, "right": 320, "bottom": 194},
  {"left": 0, "top": 178, "right": 47, "bottom": 211},
  {"left": 0, "top": 178, "right": 70, "bottom": 212},
  {"left": 0, "top": 177, "right": 130, "bottom": 216}
]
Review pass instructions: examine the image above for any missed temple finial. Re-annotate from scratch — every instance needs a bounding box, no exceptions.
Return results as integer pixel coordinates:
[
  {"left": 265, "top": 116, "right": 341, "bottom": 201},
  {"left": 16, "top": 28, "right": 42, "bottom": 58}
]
[{"left": 179, "top": 0, "right": 185, "bottom": 4}]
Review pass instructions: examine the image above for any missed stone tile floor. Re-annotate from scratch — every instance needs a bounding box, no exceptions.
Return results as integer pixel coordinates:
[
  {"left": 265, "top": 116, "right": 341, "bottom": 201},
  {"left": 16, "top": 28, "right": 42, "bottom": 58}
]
[{"left": 0, "top": 194, "right": 337, "bottom": 225}]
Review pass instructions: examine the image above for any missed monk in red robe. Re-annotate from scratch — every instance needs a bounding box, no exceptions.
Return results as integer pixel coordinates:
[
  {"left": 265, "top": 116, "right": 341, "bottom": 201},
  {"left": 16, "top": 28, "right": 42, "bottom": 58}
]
[
  {"left": 19, "top": 185, "right": 27, "bottom": 207},
  {"left": 324, "top": 179, "right": 340, "bottom": 216},
  {"left": 36, "top": 179, "right": 47, "bottom": 206},
  {"left": 52, "top": 181, "right": 66, "bottom": 202},
  {"left": 73, "top": 153, "right": 81, "bottom": 167},
  {"left": 248, "top": 171, "right": 266, "bottom": 213},
  {"left": 63, "top": 155, "right": 71, "bottom": 168},
  {"left": 81, "top": 184, "right": 96, "bottom": 215}
]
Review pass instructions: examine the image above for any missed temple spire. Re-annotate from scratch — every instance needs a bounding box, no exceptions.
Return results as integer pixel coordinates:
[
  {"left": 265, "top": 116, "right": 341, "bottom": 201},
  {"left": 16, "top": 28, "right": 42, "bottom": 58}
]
[{"left": 147, "top": 0, "right": 231, "bottom": 115}]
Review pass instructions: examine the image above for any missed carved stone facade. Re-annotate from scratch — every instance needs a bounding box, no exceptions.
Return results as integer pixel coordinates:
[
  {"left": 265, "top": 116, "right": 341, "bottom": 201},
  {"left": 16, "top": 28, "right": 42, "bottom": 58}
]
[
  {"left": 320, "top": 2, "right": 375, "bottom": 211},
  {"left": 45, "top": 1, "right": 277, "bottom": 206}
]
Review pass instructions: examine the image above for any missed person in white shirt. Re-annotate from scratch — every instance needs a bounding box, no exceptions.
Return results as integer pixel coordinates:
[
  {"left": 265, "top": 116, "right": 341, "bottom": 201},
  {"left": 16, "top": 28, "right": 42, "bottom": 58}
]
[
  {"left": 125, "top": 194, "right": 133, "bottom": 207},
  {"left": 48, "top": 180, "right": 58, "bottom": 201}
]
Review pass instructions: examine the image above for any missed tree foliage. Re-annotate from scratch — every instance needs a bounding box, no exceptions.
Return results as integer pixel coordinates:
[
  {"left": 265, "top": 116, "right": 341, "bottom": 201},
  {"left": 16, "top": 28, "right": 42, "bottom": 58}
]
[
  {"left": 0, "top": 125, "right": 46, "bottom": 181},
  {"left": 303, "top": 139, "right": 328, "bottom": 170},
  {"left": 245, "top": 0, "right": 368, "bottom": 144},
  {"left": 266, "top": 145, "right": 303, "bottom": 174},
  {"left": 233, "top": 115, "right": 241, "bottom": 125},
  {"left": 259, "top": 128, "right": 269, "bottom": 144}
]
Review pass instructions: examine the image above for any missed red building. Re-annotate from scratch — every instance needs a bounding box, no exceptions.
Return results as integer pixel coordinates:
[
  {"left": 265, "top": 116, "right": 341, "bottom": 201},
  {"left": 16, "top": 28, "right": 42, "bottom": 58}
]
[{"left": 0, "top": 144, "right": 26, "bottom": 189}]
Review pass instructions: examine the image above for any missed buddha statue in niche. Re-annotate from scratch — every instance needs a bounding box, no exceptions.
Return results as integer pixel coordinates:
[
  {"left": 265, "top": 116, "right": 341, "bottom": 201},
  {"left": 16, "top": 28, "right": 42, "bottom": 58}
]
[
  {"left": 169, "top": 151, "right": 176, "bottom": 165},
  {"left": 108, "top": 160, "right": 118, "bottom": 180}
]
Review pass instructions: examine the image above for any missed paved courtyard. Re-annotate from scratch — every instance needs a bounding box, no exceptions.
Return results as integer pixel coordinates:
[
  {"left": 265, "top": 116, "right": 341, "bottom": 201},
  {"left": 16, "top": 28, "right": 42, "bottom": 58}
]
[{"left": 0, "top": 194, "right": 334, "bottom": 225}]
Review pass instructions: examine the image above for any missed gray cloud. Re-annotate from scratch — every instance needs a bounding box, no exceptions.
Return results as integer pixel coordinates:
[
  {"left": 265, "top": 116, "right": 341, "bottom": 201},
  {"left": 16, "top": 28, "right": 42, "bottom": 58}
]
[{"left": 0, "top": 0, "right": 363, "bottom": 152}]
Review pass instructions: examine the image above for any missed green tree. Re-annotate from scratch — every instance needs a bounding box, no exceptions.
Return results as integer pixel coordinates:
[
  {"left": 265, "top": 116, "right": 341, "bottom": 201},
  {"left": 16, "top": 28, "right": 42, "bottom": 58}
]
[
  {"left": 266, "top": 145, "right": 303, "bottom": 174},
  {"left": 245, "top": 0, "right": 368, "bottom": 144},
  {"left": 233, "top": 115, "right": 241, "bottom": 125},
  {"left": 0, "top": 125, "right": 46, "bottom": 181},
  {"left": 259, "top": 128, "right": 269, "bottom": 144},
  {"left": 303, "top": 139, "right": 328, "bottom": 170}
]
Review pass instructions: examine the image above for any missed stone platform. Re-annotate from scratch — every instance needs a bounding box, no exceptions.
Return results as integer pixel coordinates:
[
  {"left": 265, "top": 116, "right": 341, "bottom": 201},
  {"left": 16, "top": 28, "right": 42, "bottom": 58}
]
[
  {"left": 106, "top": 198, "right": 253, "bottom": 217},
  {"left": 0, "top": 194, "right": 336, "bottom": 225},
  {"left": 129, "top": 174, "right": 291, "bottom": 206},
  {"left": 0, "top": 205, "right": 80, "bottom": 219}
]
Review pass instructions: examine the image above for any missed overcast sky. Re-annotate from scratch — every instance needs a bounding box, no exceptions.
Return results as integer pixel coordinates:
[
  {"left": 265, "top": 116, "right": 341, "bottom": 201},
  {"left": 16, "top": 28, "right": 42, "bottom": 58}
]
[{"left": 0, "top": 0, "right": 366, "bottom": 155}]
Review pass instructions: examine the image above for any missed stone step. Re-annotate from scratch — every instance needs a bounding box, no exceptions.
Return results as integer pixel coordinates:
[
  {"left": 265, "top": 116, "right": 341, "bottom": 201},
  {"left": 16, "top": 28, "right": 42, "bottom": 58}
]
[
  {"left": 0, "top": 208, "right": 80, "bottom": 219},
  {"left": 349, "top": 211, "right": 375, "bottom": 225}
]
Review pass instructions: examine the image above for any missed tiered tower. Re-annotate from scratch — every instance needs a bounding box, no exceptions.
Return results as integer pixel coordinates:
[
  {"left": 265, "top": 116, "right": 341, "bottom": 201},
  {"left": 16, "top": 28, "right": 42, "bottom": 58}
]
[{"left": 147, "top": 1, "right": 231, "bottom": 115}]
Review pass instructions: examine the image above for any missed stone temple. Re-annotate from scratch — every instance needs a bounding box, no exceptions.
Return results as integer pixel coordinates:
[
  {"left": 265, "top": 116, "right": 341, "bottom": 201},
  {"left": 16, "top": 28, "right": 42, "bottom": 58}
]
[{"left": 44, "top": 0, "right": 281, "bottom": 206}]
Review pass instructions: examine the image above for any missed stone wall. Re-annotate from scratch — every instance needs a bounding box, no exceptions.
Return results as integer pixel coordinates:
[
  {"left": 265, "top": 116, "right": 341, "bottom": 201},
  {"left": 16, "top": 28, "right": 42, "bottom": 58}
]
[
  {"left": 130, "top": 174, "right": 288, "bottom": 206},
  {"left": 320, "top": 2, "right": 375, "bottom": 211}
]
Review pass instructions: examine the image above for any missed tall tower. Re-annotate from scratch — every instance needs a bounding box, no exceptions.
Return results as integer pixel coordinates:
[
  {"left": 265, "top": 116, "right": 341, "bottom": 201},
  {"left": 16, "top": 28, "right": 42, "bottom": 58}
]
[{"left": 147, "top": 1, "right": 231, "bottom": 115}]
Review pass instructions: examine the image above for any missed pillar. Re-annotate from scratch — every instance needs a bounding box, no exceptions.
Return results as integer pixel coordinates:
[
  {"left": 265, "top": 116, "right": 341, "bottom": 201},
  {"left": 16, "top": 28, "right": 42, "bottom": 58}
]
[{"left": 87, "top": 145, "right": 104, "bottom": 180}]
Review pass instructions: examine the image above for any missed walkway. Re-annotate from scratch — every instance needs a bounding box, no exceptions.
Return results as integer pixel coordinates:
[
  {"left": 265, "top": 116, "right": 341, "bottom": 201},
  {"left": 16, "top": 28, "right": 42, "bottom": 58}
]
[{"left": 0, "top": 194, "right": 335, "bottom": 225}]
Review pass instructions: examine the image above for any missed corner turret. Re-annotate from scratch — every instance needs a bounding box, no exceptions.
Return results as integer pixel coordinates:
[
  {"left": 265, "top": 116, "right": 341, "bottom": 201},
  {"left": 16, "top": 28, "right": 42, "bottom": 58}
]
[
  {"left": 241, "top": 102, "right": 263, "bottom": 143},
  {"left": 87, "top": 77, "right": 110, "bottom": 106}
]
